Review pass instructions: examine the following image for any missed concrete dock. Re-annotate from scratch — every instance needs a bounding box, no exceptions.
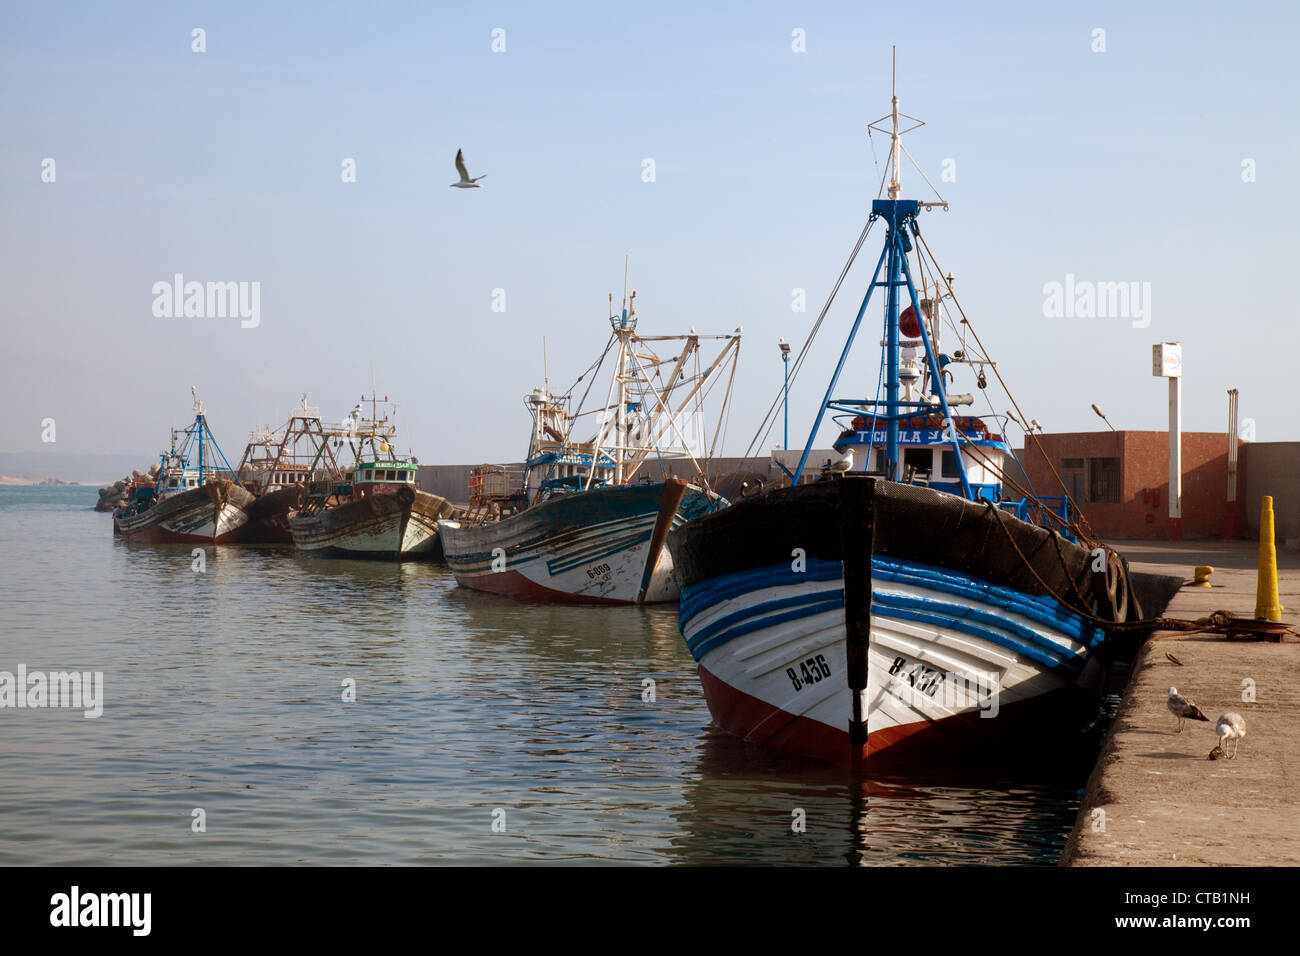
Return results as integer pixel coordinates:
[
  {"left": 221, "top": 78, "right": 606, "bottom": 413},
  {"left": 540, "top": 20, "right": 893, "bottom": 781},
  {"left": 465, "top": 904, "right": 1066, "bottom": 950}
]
[{"left": 1061, "top": 539, "right": 1300, "bottom": 866}]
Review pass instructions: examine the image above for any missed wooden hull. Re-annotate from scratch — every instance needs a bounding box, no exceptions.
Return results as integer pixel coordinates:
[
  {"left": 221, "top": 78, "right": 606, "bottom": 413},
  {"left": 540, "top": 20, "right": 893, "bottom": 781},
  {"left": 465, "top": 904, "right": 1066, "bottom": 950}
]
[
  {"left": 289, "top": 487, "right": 456, "bottom": 560},
  {"left": 238, "top": 484, "right": 306, "bottom": 544},
  {"left": 112, "top": 480, "right": 254, "bottom": 544},
  {"left": 667, "top": 477, "right": 1184, "bottom": 767},
  {"left": 439, "top": 479, "right": 723, "bottom": 605}
]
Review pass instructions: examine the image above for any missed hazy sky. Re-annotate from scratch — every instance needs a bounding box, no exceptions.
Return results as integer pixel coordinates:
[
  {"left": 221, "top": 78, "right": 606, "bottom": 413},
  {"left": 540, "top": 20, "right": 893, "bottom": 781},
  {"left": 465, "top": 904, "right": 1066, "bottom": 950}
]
[{"left": 3, "top": 1, "right": 1296, "bottom": 465}]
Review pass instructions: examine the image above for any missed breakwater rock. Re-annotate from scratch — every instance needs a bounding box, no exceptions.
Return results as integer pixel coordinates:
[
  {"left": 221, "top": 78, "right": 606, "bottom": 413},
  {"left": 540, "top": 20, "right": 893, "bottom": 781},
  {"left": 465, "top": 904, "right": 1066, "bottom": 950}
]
[{"left": 95, "top": 464, "right": 160, "bottom": 512}]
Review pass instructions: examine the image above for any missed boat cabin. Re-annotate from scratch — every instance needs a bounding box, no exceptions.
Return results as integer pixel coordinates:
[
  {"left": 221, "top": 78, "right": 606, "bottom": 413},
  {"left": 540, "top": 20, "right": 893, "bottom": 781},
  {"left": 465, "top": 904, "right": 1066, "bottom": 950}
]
[
  {"left": 353, "top": 460, "right": 419, "bottom": 498},
  {"left": 833, "top": 413, "right": 1010, "bottom": 501}
]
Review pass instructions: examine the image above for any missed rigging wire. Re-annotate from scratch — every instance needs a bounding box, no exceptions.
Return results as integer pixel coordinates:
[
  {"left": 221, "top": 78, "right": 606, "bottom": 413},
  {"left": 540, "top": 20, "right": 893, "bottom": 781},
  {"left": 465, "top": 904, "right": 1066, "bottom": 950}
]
[
  {"left": 743, "top": 217, "right": 877, "bottom": 459},
  {"left": 913, "top": 229, "right": 1098, "bottom": 542}
]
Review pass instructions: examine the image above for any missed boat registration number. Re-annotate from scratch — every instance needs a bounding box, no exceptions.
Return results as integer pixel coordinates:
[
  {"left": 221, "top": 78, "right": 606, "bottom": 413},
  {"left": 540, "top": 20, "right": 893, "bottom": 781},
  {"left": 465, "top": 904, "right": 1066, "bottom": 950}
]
[
  {"left": 785, "top": 654, "right": 831, "bottom": 692},
  {"left": 887, "top": 656, "right": 944, "bottom": 697},
  {"left": 586, "top": 562, "right": 611, "bottom": 579}
]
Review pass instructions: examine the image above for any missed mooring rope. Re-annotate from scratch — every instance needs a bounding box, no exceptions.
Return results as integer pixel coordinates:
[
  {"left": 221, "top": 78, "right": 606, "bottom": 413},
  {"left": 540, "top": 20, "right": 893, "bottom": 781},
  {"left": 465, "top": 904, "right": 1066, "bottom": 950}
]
[{"left": 978, "top": 499, "right": 1283, "bottom": 636}]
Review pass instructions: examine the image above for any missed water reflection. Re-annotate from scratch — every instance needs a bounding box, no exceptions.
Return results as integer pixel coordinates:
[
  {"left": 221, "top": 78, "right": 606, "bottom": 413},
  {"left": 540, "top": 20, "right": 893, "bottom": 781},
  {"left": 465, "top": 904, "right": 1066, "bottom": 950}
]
[
  {"left": 670, "top": 730, "right": 1084, "bottom": 865},
  {"left": 0, "top": 488, "right": 1093, "bottom": 866}
]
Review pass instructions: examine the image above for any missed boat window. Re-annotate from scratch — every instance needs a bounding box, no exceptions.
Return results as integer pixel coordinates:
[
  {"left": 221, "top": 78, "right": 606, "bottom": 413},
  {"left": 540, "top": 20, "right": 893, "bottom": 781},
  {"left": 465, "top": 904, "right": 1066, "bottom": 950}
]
[
  {"left": 169, "top": 479, "right": 179, "bottom": 488},
  {"left": 903, "top": 448, "right": 932, "bottom": 475},
  {"left": 941, "top": 450, "right": 961, "bottom": 479}
]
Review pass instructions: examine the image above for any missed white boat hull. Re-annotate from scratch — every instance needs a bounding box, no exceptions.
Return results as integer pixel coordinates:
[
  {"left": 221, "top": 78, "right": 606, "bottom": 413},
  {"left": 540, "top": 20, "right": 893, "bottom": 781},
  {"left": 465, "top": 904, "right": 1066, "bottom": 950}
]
[{"left": 440, "top": 479, "right": 719, "bottom": 605}]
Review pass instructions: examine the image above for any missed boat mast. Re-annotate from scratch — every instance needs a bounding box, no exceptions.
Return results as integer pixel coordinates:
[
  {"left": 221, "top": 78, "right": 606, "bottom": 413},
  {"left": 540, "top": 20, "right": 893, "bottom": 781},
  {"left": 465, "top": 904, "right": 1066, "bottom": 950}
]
[
  {"left": 615, "top": 257, "right": 632, "bottom": 485},
  {"left": 791, "top": 49, "right": 971, "bottom": 498},
  {"left": 193, "top": 386, "right": 206, "bottom": 484},
  {"left": 614, "top": 292, "right": 634, "bottom": 485},
  {"left": 884, "top": 51, "right": 903, "bottom": 480}
]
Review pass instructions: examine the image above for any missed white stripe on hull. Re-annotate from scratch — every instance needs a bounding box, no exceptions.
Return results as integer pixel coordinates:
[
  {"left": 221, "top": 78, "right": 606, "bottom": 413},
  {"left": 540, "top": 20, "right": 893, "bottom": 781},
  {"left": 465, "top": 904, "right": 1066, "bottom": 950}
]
[
  {"left": 685, "top": 564, "right": 1095, "bottom": 748},
  {"left": 690, "top": 575, "right": 852, "bottom": 732},
  {"left": 440, "top": 511, "right": 681, "bottom": 603},
  {"left": 291, "top": 506, "right": 437, "bottom": 558},
  {"left": 865, "top": 576, "right": 1094, "bottom": 738},
  {"left": 114, "top": 493, "right": 250, "bottom": 542}
]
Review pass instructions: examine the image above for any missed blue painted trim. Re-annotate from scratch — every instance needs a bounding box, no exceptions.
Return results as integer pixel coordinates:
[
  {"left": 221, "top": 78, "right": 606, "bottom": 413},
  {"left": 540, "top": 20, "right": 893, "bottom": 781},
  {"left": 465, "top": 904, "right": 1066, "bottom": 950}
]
[
  {"left": 872, "top": 555, "right": 1102, "bottom": 647},
  {"left": 546, "top": 526, "right": 652, "bottom": 575},
  {"left": 687, "top": 597, "right": 845, "bottom": 662},
  {"left": 679, "top": 557, "right": 843, "bottom": 631},
  {"left": 685, "top": 589, "right": 845, "bottom": 658},
  {"left": 870, "top": 602, "right": 1082, "bottom": 676}
]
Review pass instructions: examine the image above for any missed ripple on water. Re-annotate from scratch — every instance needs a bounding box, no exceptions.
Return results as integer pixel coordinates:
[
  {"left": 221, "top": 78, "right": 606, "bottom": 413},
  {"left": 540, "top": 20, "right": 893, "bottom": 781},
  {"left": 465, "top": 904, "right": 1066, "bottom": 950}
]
[{"left": 0, "top": 487, "right": 1086, "bottom": 865}]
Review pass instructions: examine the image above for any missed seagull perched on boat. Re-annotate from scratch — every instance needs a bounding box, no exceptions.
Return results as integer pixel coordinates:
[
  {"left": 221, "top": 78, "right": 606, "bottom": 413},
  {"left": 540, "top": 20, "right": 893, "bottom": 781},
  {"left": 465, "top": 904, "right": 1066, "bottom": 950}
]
[
  {"left": 1214, "top": 712, "right": 1246, "bottom": 759},
  {"left": 450, "top": 149, "right": 486, "bottom": 188},
  {"left": 1167, "top": 686, "right": 1210, "bottom": 733},
  {"left": 830, "top": 449, "right": 854, "bottom": 474}
]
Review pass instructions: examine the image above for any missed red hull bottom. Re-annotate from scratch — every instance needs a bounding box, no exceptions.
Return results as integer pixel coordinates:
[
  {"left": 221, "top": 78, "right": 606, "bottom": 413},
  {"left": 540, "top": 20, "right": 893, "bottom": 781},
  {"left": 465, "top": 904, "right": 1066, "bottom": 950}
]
[
  {"left": 117, "top": 524, "right": 246, "bottom": 545},
  {"left": 454, "top": 568, "right": 633, "bottom": 606},
  {"left": 697, "top": 663, "right": 1089, "bottom": 770}
]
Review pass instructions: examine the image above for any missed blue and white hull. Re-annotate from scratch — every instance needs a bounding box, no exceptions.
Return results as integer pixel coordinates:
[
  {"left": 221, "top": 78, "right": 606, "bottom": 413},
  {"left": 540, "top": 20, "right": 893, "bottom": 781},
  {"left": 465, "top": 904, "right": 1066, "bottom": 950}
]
[
  {"left": 668, "top": 477, "right": 1181, "bottom": 766},
  {"left": 440, "top": 479, "right": 724, "bottom": 605}
]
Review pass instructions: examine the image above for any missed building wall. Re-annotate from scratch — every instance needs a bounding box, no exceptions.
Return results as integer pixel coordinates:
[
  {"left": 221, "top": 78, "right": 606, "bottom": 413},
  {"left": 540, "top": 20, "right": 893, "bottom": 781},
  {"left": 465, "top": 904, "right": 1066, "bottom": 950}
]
[
  {"left": 1242, "top": 442, "right": 1300, "bottom": 543},
  {"left": 419, "top": 437, "right": 1293, "bottom": 543},
  {"left": 1021, "top": 430, "right": 1243, "bottom": 539}
]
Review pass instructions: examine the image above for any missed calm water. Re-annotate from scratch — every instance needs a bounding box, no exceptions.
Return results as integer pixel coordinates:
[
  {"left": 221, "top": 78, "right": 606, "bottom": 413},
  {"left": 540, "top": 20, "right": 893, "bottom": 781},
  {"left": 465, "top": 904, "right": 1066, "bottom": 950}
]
[{"left": 0, "top": 486, "right": 1088, "bottom": 865}]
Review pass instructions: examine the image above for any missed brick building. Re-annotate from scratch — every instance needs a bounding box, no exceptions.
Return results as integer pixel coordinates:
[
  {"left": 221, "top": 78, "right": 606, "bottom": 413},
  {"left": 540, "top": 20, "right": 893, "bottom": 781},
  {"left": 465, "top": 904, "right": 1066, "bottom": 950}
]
[{"left": 1020, "top": 431, "right": 1243, "bottom": 539}]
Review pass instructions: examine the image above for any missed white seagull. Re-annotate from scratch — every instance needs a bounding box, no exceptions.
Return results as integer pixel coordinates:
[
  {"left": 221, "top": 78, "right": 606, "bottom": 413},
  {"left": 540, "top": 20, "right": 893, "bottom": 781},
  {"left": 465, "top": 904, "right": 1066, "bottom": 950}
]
[
  {"left": 450, "top": 149, "right": 486, "bottom": 188},
  {"left": 1167, "top": 685, "right": 1210, "bottom": 733},
  {"left": 830, "top": 448, "right": 854, "bottom": 474},
  {"left": 1215, "top": 712, "right": 1246, "bottom": 759}
]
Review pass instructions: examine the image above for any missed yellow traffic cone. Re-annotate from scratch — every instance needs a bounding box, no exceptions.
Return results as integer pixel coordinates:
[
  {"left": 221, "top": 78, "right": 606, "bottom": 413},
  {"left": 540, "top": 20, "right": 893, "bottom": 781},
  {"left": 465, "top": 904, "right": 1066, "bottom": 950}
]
[{"left": 1256, "top": 496, "right": 1283, "bottom": 621}]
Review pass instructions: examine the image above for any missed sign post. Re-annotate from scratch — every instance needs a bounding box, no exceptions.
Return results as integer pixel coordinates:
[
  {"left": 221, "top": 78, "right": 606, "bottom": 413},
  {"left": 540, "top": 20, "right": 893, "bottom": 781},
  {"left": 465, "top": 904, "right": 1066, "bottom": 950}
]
[
  {"left": 1226, "top": 388, "right": 1240, "bottom": 539},
  {"left": 1153, "top": 343, "right": 1183, "bottom": 540}
]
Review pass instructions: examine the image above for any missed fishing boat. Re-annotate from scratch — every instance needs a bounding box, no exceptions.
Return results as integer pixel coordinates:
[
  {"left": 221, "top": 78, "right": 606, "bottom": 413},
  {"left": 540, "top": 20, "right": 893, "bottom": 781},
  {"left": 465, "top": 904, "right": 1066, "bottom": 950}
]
[
  {"left": 288, "top": 393, "right": 457, "bottom": 560},
  {"left": 113, "top": 389, "right": 254, "bottom": 544},
  {"left": 235, "top": 396, "right": 346, "bottom": 544},
  {"left": 438, "top": 288, "right": 741, "bottom": 604},
  {"left": 666, "top": 66, "right": 1182, "bottom": 767}
]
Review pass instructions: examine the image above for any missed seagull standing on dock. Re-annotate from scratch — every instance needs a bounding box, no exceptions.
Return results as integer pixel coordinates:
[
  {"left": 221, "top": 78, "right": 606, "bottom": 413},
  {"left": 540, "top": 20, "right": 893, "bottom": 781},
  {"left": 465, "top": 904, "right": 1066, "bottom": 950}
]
[
  {"left": 450, "top": 149, "right": 486, "bottom": 188},
  {"left": 831, "top": 449, "right": 854, "bottom": 474},
  {"left": 1215, "top": 712, "right": 1246, "bottom": 758},
  {"left": 1167, "top": 686, "right": 1210, "bottom": 733}
]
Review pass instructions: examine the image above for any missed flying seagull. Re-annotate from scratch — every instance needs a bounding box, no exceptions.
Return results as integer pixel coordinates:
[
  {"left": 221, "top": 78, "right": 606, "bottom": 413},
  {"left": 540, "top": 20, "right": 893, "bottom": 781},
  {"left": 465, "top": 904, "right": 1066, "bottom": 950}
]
[
  {"left": 1167, "top": 686, "right": 1210, "bottom": 733},
  {"left": 1215, "top": 712, "right": 1246, "bottom": 759},
  {"left": 450, "top": 149, "right": 486, "bottom": 188}
]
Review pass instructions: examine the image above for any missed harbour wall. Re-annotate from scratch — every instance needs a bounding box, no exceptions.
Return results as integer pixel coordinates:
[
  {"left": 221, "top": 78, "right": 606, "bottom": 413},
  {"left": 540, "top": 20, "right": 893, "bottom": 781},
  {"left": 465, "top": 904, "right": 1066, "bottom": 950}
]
[
  {"left": 418, "top": 456, "right": 781, "bottom": 506},
  {"left": 1061, "top": 539, "right": 1300, "bottom": 866}
]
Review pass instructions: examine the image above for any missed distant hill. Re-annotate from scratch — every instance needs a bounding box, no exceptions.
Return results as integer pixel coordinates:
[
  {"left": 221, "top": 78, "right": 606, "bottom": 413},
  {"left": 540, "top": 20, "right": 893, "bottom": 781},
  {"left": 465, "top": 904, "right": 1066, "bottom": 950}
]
[
  {"left": 0, "top": 452, "right": 153, "bottom": 486},
  {"left": 0, "top": 475, "right": 81, "bottom": 486}
]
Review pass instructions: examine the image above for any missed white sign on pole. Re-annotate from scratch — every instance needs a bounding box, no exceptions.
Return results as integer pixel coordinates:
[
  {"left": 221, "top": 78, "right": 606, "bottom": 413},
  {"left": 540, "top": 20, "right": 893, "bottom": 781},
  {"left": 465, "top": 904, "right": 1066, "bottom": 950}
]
[{"left": 1153, "top": 342, "right": 1182, "bottom": 378}]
